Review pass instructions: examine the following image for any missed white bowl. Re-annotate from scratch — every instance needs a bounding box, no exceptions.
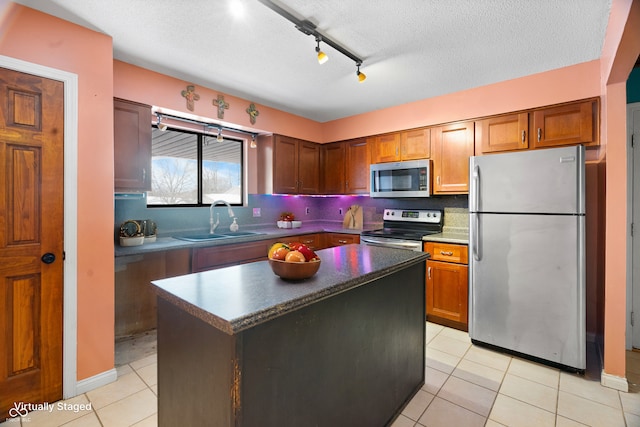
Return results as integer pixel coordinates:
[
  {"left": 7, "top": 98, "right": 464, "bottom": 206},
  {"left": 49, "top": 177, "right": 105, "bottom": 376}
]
[
  {"left": 277, "top": 221, "right": 293, "bottom": 229},
  {"left": 291, "top": 221, "right": 302, "bottom": 228},
  {"left": 120, "top": 236, "right": 144, "bottom": 246}
]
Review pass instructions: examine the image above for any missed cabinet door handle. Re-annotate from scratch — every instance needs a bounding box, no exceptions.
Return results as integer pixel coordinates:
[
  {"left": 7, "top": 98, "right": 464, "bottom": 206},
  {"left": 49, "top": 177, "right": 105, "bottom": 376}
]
[
  {"left": 338, "top": 239, "right": 348, "bottom": 244},
  {"left": 428, "top": 266, "right": 431, "bottom": 279},
  {"left": 521, "top": 130, "right": 526, "bottom": 144},
  {"left": 537, "top": 128, "right": 542, "bottom": 142},
  {"left": 440, "top": 251, "right": 454, "bottom": 256},
  {"left": 436, "top": 176, "right": 441, "bottom": 186}
]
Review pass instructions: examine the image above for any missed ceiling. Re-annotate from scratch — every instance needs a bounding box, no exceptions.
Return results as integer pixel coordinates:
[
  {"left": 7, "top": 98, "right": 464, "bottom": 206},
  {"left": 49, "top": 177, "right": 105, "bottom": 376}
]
[{"left": 12, "top": 0, "right": 612, "bottom": 123}]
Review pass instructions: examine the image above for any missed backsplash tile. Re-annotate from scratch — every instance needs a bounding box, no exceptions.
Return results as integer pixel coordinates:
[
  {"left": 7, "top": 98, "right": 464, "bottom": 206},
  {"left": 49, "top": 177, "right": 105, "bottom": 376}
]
[
  {"left": 443, "top": 207, "right": 469, "bottom": 233},
  {"left": 114, "top": 193, "right": 468, "bottom": 238}
]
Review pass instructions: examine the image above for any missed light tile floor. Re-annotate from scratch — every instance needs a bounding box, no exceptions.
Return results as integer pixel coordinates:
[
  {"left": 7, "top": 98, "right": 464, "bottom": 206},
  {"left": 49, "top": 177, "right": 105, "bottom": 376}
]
[{"left": 2, "top": 323, "right": 639, "bottom": 426}]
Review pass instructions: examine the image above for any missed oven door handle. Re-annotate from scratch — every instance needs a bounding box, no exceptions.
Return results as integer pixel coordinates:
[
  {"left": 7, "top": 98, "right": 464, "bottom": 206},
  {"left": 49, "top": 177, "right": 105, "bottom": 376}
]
[{"left": 360, "top": 236, "right": 422, "bottom": 251}]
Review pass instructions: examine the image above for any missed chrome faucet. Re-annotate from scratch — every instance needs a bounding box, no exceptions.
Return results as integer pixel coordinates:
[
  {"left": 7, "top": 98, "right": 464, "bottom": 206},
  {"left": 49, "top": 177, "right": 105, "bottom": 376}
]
[{"left": 209, "top": 200, "right": 235, "bottom": 234}]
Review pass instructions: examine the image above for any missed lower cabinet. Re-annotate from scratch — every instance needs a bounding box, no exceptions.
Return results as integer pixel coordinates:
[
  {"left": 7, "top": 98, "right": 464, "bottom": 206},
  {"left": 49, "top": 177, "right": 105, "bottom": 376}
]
[
  {"left": 115, "top": 248, "right": 191, "bottom": 338},
  {"left": 324, "top": 233, "right": 360, "bottom": 248},
  {"left": 424, "top": 242, "right": 469, "bottom": 331}
]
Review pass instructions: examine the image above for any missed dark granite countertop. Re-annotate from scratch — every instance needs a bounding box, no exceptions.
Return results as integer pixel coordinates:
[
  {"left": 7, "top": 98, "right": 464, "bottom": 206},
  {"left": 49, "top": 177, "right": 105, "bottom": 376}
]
[
  {"left": 115, "top": 221, "right": 378, "bottom": 257},
  {"left": 151, "top": 244, "right": 428, "bottom": 335}
]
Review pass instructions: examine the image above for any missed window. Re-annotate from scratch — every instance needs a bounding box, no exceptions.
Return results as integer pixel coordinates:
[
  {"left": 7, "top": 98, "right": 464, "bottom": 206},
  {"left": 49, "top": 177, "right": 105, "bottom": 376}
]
[{"left": 147, "top": 127, "right": 244, "bottom": 206}]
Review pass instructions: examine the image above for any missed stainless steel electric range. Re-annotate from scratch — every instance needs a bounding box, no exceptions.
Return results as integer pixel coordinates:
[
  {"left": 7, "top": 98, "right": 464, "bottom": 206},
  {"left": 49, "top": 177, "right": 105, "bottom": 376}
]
[{"left": 360, "top": 208, "right": 443, "bottom": 252}]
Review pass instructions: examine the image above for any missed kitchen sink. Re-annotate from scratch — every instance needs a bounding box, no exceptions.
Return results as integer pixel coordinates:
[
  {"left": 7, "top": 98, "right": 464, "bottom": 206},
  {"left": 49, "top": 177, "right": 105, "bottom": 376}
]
[
  {"left": 173, "top": 233, "right": 230, "bottom": 242},
  {"left": 173, "top": 231, "right": 264, "bottom": 242},
  {"left": 217, "top": 231, "right": 264, "bottom": 237}
]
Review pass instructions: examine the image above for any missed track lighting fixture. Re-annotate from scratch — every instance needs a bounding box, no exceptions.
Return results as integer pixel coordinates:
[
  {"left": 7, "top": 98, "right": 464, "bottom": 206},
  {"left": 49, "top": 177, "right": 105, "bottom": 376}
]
[
  {"left": 315, "top": 37, "right": 328, "bottom": 64},
  {"left": 156, "top": 112, "right": 168, "bottom": 131},
  {"left": 250, "top": 134, "right": 257, "bottom": 148},
  {"left": 216, "top": 127, "right": 224, "bottom": 142},
  {"left": 356, "top": 62, "right": 366, "bottom": 83},
  {"left": 258, "top": 0, "right": 366, "bottom": 82}
]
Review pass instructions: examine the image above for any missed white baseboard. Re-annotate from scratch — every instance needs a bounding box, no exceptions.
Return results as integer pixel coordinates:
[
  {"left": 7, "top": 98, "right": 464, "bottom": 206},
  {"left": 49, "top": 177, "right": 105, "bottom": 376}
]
[
  {"left": 75, "top": 368, "right": 118, "bottom": 395},
  {"left": 601, "top": 370, "right": 629, "bottom": 392}
]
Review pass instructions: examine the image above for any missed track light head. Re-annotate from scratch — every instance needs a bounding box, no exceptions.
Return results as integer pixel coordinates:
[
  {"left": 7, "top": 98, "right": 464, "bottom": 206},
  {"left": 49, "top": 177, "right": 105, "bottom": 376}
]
[
  {"left": 156, "top": 112, "right": 168, "bottom": 131},
  {"left": 250, "top": 134, "right": 257, "bottom": 149},
  {"left": 216, "top": 127, "right": 224, "bottom": 142},
  {"left": 315, "top": 37, "right": 328, "bottom": 64},
  {"left": 356, "top": 62, "right": 366, "bottom": 83}
]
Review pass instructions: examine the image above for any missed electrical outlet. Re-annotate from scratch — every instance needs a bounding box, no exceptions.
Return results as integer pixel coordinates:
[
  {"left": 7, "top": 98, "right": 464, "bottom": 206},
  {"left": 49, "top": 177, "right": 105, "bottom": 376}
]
[
  {"left": 339, "top": 208, "right": 343, "bottom": 215},
  {"left": 305, "top": 207, "right": 310, "bottom": 215},
  {"left": 252, "top": 208, "right": 261, "bottom": 217}
]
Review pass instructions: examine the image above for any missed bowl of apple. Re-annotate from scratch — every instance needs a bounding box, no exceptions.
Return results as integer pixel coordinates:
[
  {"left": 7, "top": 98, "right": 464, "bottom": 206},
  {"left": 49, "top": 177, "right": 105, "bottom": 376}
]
[{"left": 267, "top": 241, "right": 321, "bottom": 280}]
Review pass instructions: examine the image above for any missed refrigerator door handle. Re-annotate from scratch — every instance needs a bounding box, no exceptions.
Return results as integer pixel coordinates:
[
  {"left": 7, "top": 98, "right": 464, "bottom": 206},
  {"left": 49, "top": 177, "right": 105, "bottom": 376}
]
[
  {"left": 472, "top": 213, "right": 481, "bottom": 261},
  {"left": 472, "top": 165, "right": 480, "bottom": 213}
]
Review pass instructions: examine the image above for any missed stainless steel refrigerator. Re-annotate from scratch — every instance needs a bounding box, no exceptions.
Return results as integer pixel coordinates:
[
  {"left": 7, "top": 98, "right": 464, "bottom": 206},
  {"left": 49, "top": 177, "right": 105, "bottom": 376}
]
[{"left": 468, "top": 145, "right": 585, "bottom": 371}]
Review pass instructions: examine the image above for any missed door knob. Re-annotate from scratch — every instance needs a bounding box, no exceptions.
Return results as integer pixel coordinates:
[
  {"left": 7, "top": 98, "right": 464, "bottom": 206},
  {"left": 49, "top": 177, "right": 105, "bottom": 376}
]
[{"left": 41, "top": 253, "right": 56, "bottom": 264}]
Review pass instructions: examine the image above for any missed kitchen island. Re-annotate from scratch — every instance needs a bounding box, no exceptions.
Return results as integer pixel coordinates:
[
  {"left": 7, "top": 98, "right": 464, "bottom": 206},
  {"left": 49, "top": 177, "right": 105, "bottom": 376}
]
[{"left": 152, "top": 244, "right": 428, "bottom": 427}]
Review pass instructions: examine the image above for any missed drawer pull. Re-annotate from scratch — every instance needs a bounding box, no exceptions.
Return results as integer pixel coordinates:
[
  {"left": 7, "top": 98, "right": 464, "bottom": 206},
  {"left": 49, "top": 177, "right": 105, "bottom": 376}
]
[
  {"left": 440, "top": 251, "right": 454, "bottom": 256},
  {"left": 428, "top": 266, "right": 431, "bottom": 279},
  {"left": 338, "top": 239, "right": 348, "bottom": 244}
]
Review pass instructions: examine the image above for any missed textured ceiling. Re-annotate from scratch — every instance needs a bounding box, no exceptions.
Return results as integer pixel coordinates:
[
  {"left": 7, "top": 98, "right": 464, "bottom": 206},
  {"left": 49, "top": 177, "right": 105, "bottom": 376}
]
[{"left": 11, "top": 0, "right": 612, "bottom": 123}]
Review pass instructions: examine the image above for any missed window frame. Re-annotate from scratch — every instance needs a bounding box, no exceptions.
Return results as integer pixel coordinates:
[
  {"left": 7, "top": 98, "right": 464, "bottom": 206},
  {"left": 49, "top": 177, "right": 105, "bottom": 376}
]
[{"left": 147, "top": 124, "right": 246, "bottom": 208}]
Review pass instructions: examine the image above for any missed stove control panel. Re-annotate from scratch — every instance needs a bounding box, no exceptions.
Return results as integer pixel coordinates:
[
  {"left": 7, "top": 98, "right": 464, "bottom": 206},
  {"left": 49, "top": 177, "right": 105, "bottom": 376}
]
[{"left": 382, "top": 209, "right": 442, "bottom": 224}]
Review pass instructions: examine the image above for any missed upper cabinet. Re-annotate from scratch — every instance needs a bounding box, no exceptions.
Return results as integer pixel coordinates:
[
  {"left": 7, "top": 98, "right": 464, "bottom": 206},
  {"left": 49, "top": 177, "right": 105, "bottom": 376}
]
[
  {"left": 532, "top": 99, "right": 599, "bottom": 149},
  {"left": 321, "top": 138, "right": 369, "bottom": 195},
  {"left": 344, "top": 138, "right": 370, "bottom": 194},
  {"left": 431, "top": 121, "right": 474, "bottom": 195},
  {"left": 475, "top": 113, "right": 529, "bottom": 154},
  {"left": 371, "top": 128, "right": 430, "bottom": 163},
  {"left": 114, "top": 98, "right": 152, "bottom": 191},
  {"left": 258, "top": 134, "right": 320, "bottom": 194}
]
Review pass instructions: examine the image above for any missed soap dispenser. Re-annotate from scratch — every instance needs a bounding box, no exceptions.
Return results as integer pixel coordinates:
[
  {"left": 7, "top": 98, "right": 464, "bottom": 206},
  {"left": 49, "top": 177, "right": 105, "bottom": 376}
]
[{"left": 229, "top": 217, "right": 239, "bottom": 232}]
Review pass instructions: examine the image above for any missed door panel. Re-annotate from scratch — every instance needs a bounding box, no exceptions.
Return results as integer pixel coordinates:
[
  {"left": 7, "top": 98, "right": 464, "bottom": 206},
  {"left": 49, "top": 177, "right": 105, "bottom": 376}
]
[
  {"left": 0, "top": 67, "right": 64, "bottom": 419},
  {"left": 469, "top": 212, "right": 585, "bottom": 369}
]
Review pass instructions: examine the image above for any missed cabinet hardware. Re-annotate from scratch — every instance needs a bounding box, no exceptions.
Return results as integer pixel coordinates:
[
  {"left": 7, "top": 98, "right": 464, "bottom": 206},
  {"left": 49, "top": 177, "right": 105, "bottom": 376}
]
[
  {"left": 440, "top": 251, "right": 454, "bottom": 256},
  {"left": 537, "top": 128, "right": 542, "bottom": 142},
  {"left": 436, "top": 176, "right": 441, "bottom": 186},
  {"left": 521, "top": 130, "right": 526, "bottom": 143},
  {"left": 338, "top": 239, "right": 347, "bottom": 244},
  {"left": 428, "top": 266, "right": 431, "bottom": 279}
]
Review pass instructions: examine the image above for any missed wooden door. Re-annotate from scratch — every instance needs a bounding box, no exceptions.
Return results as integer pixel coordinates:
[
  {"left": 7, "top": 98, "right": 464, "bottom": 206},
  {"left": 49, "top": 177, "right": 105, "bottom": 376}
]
[
  {"left": 532, "top": 100, "right": 595, "bottom": 148},
  {"left": 322, "top": 142, "right": 345, "bottom": 194},
  {"left": 426, "top": 260, "right": 468, "bottom": 328},
  {"left": 345, "top": 138, "right": 369, "bottom": 194},
  {"left": 432, "top": 121, "right": 474, "bottom": 194},
  {"left": 298, "top": 140, "right": 320, "bottom": 194},
  {"left": 0, "top": 68, "right": 64, "bottom": 419},
  {"left": 475, "top": 113, "right": 529, "bottom": 153},
  {"left": 400, "top": 128, "right": 430, "bottom": 160},
  {"left": 373, "top": 133, "right": 400, "bottom": 163},
  {"left": 273, "top": 135, "right": 298, "bottom": 194},
  {"left": 113, "top": 99, "right": 151, "bottom": 191}
]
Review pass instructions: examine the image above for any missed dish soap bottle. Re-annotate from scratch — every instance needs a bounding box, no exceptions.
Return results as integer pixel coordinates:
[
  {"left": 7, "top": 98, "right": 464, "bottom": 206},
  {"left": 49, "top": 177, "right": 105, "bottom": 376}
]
[{"left": 229, "top": 217, "right": 239, "bottom": 232}]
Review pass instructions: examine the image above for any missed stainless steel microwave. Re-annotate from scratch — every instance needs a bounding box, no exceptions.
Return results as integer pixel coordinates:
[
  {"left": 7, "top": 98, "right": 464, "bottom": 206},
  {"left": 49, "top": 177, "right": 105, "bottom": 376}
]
[{"left": 370, "top": 159, "right": 431, "bottom": 198}]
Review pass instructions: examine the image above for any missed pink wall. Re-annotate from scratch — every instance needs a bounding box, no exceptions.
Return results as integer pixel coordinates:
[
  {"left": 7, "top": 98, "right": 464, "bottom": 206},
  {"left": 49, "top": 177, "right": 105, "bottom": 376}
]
[
  {"left": 600, "top": 0, "right": 640, "bottom": 379},
  {"left": 3, "top": 0, "right": 637, "bottom": 388},
  {"left": 0, "top": 3, "right": 115, "bottom": 380}
]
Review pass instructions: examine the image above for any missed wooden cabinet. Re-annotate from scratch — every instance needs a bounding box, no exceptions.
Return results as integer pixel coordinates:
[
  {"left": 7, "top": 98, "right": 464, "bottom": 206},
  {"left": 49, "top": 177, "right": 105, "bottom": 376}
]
[
  {"left": 322, "top": 142, "right": 345, "bottom": 194},
  {"left": 291, "top": 233, "right": 323, "bottom": 251},
  {"left": 532, "top": 99, "right": 598, "bottom": 149},
  {"left": 431, "top": 121, "right": 475, "bottom": 194},
  {"left": 371, "top": 128, "right": 430, "bottom": 163},
  {"left": 258, "top": 135, "right": 320, "bottom": 194},
  {"left": 324, "top": 233, "right": 360, "bottom": 248},
  {"left": 114, "top": 98, "right": 152, "bottom": 191},
  {"left": 345, "top": 138, "right": 370, "bottom": 194},
  {"left": 192, "top": 239, "right": 278, "bottom": 273},
  {"left": 424, "top": 242, "right": 468, "bottom": 331},
  {"left": 322, "top": 138, "right": 370, "bottom": 194},
  {"left": 475, "top": 113, "right": 529, "bottom": 154},
  {"left": 115, "top": 249, "right": 191, "bottom": 337}
]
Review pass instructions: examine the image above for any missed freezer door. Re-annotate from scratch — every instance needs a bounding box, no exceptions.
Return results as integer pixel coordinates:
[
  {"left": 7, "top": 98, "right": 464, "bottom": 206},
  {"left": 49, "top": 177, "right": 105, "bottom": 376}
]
[
  {"left": 468, "top": 212, "right": 585, "bottom": 370},
  {"left": 469, "top": 145, "right": 585, "bottom": 215}
]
